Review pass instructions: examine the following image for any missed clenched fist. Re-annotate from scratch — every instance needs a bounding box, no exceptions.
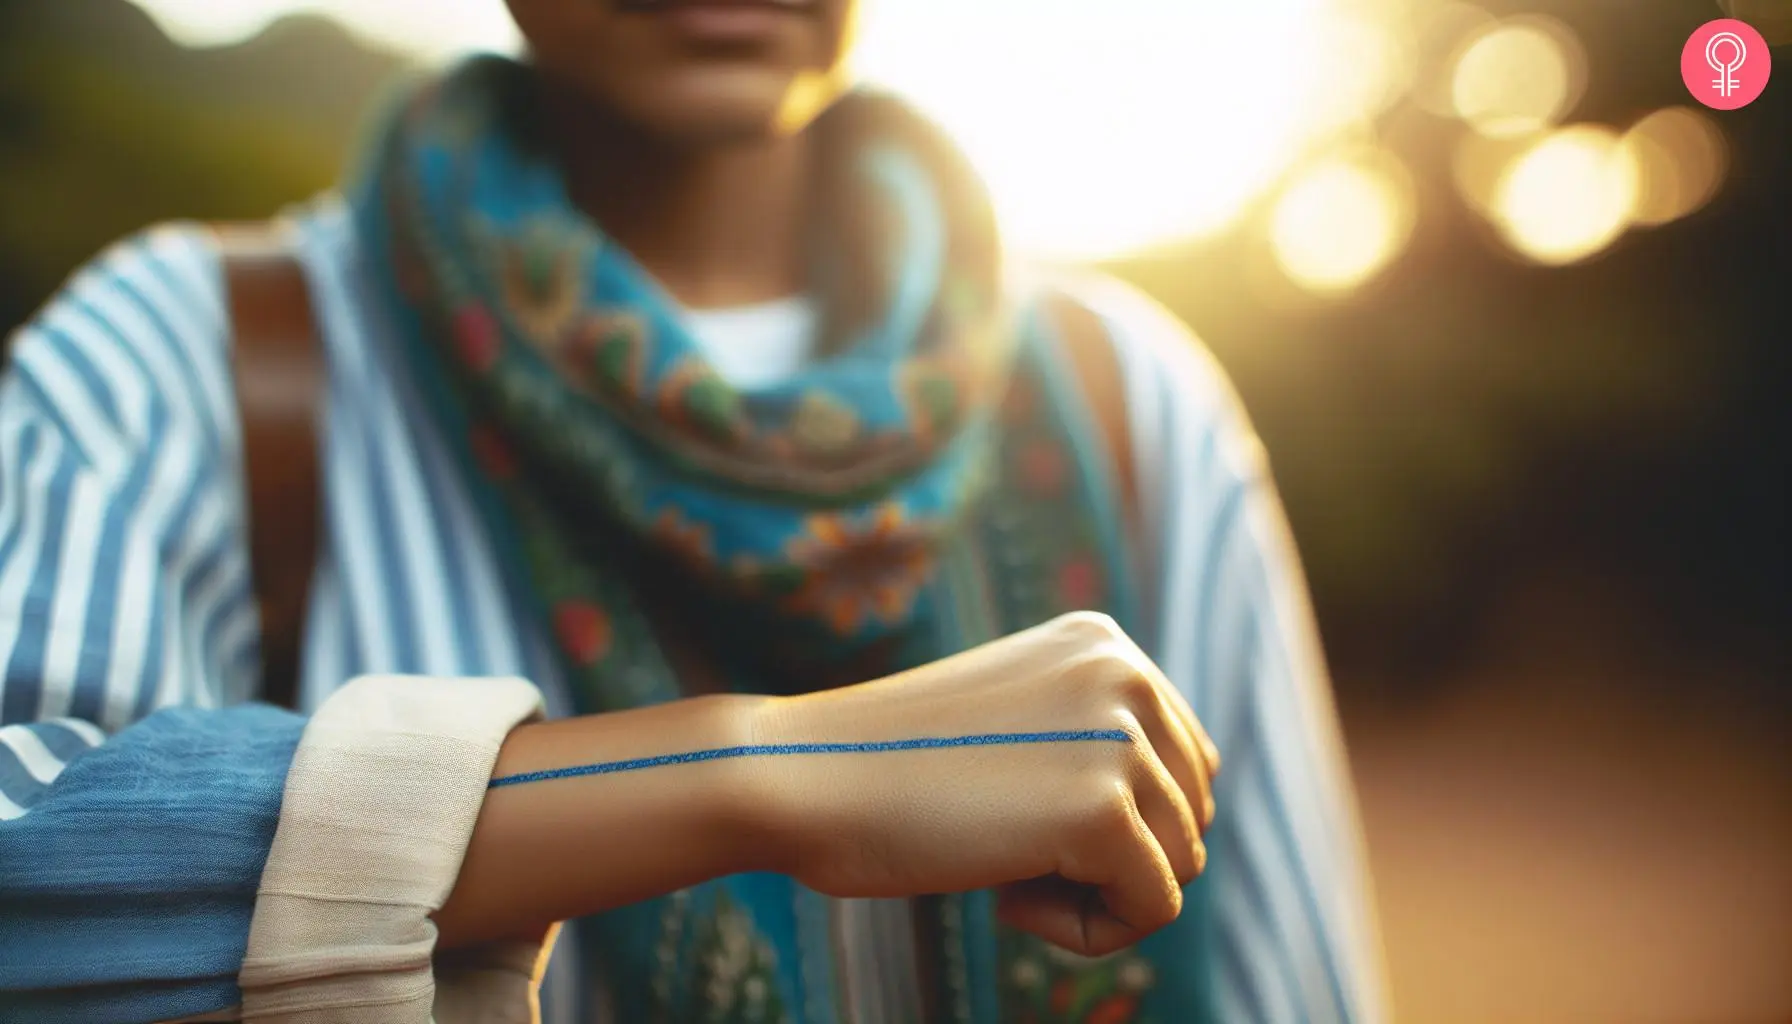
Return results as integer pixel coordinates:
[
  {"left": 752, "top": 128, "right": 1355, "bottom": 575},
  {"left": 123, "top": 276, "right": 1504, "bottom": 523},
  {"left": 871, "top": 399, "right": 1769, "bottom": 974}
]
[{"left": 748, "top": 611, "right": 1220, "bottom": 956}]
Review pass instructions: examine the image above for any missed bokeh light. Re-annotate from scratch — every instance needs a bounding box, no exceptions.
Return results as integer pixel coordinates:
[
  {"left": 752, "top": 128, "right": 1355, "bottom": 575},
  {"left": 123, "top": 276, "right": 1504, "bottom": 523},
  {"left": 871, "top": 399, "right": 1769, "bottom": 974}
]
[
  {"left": 127, "top": 0, "right": 1713, "bottom": 268},
  {"left": 1449, "top": 16, "right": 1586, "bottom": 139},
  {"left": 1304, "top": 9, "right": 1418, "bottom": 135},
  {"left": 853, "top": 0, "right": 1344, "bottom": 259},
  {"left": 131, "top": 0, "right": 1412, "bottom": 262},
  {"left": 1271, "top": 151, "right": 1416, "bottom": 294},
  {"left": 1491, "top": 125, "right": 1639, "bottom": 265},
  {"left": 1412, "top": 2, "right": 1497, "bottom": 115},
  {"left": 1452, "top": 132, "right": 1533, "bottom": 216},
  {"left": 1620, "top": 107, "right": 1729, "bottom": 228}
]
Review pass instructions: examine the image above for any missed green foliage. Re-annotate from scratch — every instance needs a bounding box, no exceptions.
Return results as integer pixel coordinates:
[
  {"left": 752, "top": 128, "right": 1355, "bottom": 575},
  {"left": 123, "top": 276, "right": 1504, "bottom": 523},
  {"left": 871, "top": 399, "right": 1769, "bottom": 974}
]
[{"left": 0, "top": 0, "right": 409, "bottom": 329}]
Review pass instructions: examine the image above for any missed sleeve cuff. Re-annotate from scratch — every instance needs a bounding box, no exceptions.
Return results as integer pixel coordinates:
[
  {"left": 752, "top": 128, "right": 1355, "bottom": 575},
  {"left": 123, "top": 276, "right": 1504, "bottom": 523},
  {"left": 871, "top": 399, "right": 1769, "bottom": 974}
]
[{"left": 237, "top": 674, "right": 547, "bottom": 1022}]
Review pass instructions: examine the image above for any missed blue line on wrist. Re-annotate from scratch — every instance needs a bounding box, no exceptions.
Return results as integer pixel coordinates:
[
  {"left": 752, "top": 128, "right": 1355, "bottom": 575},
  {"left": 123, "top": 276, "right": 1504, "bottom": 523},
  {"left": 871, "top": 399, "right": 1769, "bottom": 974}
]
[{"left": 488, "top": 729, "right": 1132, "bottom": 788}]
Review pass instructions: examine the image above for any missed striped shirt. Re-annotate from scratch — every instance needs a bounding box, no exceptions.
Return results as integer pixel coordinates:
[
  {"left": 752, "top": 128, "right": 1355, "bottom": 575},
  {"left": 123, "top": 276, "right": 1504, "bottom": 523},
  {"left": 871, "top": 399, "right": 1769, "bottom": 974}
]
[{"left": 0, "top": 199, "right": 1385, "bottom": 1023}]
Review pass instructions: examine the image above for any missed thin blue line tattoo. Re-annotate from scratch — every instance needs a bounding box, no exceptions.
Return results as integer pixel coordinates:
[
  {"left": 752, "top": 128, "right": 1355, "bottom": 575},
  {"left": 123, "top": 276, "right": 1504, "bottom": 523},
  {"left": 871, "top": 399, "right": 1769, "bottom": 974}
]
[{"left": 488, "top": 729, "right": 1132, "bottom": 788}]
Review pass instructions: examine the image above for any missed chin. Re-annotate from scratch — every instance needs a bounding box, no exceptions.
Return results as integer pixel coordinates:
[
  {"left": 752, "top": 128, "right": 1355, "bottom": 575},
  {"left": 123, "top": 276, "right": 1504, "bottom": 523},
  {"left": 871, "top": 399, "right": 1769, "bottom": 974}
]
[{"left": 620, "top": 69, "right": 844, "bottom": 146}]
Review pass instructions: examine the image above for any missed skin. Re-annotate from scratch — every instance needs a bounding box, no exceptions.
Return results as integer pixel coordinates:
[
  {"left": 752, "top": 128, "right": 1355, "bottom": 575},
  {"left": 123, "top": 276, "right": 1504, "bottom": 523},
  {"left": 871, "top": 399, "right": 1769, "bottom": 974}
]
[
  {"left": 507, "top": 0, "right": 856, "bottom": 305},
  {"left": 437, "top": 614, "right": 1218, "bottom": 957},
  {"left": 433, "top": 0, "right": 1219, "bottom": 960}
]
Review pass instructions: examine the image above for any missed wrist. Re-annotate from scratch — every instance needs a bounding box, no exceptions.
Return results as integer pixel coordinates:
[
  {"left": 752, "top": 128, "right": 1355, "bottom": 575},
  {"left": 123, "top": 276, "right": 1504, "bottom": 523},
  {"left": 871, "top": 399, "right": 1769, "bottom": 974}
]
[
  {"left": 700, "top": 693, "right": 794, "bottom": 877},
  {"left": 443, "top": 692, "right": 800, "bottom": 945},
  {"left": 729, "top": 692, "right": 857, "bottom": 882}
]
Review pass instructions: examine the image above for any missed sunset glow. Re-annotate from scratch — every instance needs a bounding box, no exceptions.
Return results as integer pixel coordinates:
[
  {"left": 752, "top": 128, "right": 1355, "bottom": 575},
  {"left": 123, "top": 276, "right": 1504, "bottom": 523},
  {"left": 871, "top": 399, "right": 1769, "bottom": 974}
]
[{"left": 130, "top": 0, "right": 1405, "bottom": 262}]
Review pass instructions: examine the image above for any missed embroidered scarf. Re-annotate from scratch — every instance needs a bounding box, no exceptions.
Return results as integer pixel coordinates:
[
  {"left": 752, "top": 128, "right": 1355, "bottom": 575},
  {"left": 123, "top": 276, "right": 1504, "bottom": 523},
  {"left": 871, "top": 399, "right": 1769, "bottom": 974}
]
[{"left": 349, "top": 56, "right": 1214, "bottom": 1024}]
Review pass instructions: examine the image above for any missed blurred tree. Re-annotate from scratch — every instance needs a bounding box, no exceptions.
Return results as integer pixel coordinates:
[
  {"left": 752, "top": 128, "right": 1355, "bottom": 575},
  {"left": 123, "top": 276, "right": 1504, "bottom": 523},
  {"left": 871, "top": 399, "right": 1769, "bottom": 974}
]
[{"left": 0, "top": 0, "right": 410, "bottom": 331}]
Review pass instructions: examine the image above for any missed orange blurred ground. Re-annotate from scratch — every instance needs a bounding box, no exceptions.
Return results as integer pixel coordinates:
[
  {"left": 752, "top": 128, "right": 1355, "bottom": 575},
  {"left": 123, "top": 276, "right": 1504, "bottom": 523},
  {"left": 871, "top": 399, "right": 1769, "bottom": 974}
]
[{"left": 1344, "top": 576, "right": 1792, "bottom": 1023}]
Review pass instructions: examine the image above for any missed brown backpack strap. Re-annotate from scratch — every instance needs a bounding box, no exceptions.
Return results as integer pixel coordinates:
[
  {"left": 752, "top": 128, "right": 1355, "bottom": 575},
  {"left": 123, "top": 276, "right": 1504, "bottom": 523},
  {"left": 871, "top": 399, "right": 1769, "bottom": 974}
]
[{"left": 213, "top": 223, "right": 324, "bottom": 711}]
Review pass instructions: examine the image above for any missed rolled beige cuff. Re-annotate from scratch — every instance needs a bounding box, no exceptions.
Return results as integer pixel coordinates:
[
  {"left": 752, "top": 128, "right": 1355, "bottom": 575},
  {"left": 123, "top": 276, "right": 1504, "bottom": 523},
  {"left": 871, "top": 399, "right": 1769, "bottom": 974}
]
[{"left": 236, "top": 674, "right": 548, "bottom": 1023}]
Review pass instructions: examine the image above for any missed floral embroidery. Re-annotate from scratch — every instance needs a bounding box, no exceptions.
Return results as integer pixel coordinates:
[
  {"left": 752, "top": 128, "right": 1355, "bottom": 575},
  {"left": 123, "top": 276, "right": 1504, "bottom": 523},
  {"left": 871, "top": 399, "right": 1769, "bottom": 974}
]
[
  {"left": 650, "top": 506, "right": 715, "bottom": 568},
  {"left": 452, "top": 304, "right": 501, "bottom": 372},
  {"left": 790, "top": 392, "right": 862, "bottom": 457},
  {"left": 468, "top": 423, "right": 517, "bottom": 478},
  {"left": 641, "top": 889, "right": 790, "bottom": 1024},
  {"left": 1086, "top": 995, "right": 1142, "bottom": 1024},
  {"left": 782, "top": 504, "right": 936, "bottom": 634},
  {"left": 685, "top": 376, "right": 744, "bottom": 442},
  {"left": 689, "top": 893, "right": 786, "bottom": 1022},
  {"left": 553, "top": 600, "right": 612, "bottom": 666},
  {"left": 496, "top": 224, "right": 585, "bottom": 344},
  {"left": 1004, "top": 939, "right": 1155, "bottom": 1023},
  {"left": 561, "top": 309, "right": 649, "bottom": 398},
  {"left": 658, "top": 358, "right": 744, "bottom": 442}
]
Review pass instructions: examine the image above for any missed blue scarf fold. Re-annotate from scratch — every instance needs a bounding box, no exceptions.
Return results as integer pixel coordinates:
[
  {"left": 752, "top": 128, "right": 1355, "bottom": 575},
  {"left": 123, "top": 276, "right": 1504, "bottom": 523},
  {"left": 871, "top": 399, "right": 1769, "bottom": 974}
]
[{"left": 349, "top": 55, "right": 1214, "bottom": 1024}]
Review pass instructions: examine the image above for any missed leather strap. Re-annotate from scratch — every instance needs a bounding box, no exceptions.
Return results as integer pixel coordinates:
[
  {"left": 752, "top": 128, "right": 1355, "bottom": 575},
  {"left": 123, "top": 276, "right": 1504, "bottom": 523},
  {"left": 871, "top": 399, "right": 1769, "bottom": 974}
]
[{"left": 214, "top": 223, "right": 324, "bottom": 711}]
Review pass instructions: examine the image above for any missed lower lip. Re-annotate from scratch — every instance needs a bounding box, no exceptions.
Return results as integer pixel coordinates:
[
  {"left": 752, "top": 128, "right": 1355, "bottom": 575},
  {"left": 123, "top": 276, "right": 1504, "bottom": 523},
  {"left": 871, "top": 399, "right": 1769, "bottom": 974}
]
[{"left": 643, "top": 4, "right": 805, "bottom": 43}]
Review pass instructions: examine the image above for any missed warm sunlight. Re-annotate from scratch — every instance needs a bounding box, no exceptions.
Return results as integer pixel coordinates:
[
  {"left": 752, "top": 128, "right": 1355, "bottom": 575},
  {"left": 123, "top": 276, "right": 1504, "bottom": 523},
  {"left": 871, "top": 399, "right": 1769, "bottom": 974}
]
[
  {"left": 130, "top": 0, "right": 521, "bottom": 56},
  {"left": 1449, "top": 16, "right": 1585, "bottom": 139},
  {"left": 1452, "top": 132, "right": 1532, "bottom": 216},
  {"left": 1492, "top": 125, "right": 1640, "bottom": 265},
  {"left": 1620, "top": 107, "right": 1729, "bottom": 228},
  {"left": 128, "top": 0, "right": 1397, "bottom": 261},
  {"left": 853, "top": 0, "right": 1338, "bottom": 259},
  {"left": 1270, "top": 151, "right": 1415, "bottom": 294}
]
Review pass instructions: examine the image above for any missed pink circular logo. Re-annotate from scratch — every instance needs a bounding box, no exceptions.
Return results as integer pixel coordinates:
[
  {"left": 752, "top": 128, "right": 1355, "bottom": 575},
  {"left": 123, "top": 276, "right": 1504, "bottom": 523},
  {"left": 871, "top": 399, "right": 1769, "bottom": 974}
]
[{"left": 1682, "top": 19, "right": 1772, "bottom": 110}]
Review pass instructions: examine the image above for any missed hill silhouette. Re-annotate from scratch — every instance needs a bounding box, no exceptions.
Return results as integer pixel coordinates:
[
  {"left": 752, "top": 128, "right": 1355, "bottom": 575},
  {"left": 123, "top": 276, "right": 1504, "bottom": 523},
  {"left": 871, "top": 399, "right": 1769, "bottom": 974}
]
[{"left": 0, "top": 0, "right": 412, "bottom": 330}]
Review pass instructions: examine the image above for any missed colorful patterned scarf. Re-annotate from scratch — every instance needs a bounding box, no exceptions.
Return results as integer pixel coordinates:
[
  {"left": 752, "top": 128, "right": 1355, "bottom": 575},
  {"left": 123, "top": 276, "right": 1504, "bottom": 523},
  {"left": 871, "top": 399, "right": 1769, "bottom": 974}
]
[{"left": 349, "top": 56, "right": 1214, "bottom": 1024}]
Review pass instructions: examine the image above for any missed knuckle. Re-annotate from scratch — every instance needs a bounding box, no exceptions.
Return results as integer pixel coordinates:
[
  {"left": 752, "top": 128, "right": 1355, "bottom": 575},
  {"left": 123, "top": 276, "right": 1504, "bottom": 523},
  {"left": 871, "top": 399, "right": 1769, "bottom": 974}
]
[
  {"left": 1139, "top": 886, "right": 1182, "bottom": 931},
  {"left": 1173, "top": 839, "right": 1207, "bottom": 887},
  {"left": 1115, "top": 665, "right": 1157, "bottom": 704},
  {"left": 1068, "top": 646, "right": 1150, "bottom": 704},
  {"left": 1077, "top": 778, "right": 1137, "bottom": 837},
  {"left": 1055, "top": 609, "right": 1125, "bottom": 642},
  {"left": 1119, "top": 730, "right": 1168, "bottom": 784},
  {"left": 1104, "top": 709, "right": 1152, "bottom": 760}
]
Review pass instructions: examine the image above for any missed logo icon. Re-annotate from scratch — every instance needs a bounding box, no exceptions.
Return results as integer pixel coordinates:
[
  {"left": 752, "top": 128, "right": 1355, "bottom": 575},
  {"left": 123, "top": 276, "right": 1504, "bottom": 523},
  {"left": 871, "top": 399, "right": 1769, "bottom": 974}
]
[
  {"left": 1707, "top": 30, "right": 1748, "bottom": 96},
  {"left": 1682, "top": 19, "right": 1771, "bottom": 109}
]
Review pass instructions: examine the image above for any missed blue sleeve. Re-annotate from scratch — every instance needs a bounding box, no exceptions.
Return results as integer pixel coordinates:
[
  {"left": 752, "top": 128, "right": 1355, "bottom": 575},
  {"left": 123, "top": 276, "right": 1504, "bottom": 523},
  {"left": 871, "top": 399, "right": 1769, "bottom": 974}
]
[
  {"left": 0, "top": 706, "right": 304, "bottom": 1023},
  {"left": 0, "top": 226, "right": 303, "bottom": 1023},
  {"left": 1074, "top": 273, "right": 1389, "bottom": 1024},
  {"left": 1194, "top": 476, "right": 1387, "bottom": 1024}
]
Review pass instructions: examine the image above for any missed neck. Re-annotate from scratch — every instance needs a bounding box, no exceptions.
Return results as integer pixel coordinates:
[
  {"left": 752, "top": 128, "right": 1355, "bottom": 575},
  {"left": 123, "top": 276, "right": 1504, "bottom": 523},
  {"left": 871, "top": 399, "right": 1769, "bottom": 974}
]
[{"left": 544, "top": 87, "right": 813, "bottom": 310}]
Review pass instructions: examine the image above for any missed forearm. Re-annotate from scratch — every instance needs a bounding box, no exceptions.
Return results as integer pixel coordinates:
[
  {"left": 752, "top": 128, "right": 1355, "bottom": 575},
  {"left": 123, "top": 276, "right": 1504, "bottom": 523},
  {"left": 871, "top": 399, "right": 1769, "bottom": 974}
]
[{"left": 433, "top": 693, "right": 784, "bottom": 949}]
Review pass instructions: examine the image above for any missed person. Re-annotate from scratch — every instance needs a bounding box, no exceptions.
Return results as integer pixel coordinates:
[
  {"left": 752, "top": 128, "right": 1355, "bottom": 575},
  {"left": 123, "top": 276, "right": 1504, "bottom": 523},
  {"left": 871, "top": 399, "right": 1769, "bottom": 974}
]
[{"left": 0, "top": 0, "right": 1386, "bottom": 1021}]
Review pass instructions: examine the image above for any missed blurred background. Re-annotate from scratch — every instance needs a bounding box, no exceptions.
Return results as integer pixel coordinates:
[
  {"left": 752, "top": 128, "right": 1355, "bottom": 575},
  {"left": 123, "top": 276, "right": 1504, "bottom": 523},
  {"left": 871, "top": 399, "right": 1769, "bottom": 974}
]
[{"left": 1, "top": 0, "right": 1786, "bottom": 1019}]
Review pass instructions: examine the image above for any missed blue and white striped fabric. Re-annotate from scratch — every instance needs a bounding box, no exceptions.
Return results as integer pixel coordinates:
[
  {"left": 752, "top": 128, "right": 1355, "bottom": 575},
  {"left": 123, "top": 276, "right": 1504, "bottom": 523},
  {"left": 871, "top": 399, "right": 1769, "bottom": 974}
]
[{"left": 0, "top": 199, "right": 1385, "bottom": 1024}]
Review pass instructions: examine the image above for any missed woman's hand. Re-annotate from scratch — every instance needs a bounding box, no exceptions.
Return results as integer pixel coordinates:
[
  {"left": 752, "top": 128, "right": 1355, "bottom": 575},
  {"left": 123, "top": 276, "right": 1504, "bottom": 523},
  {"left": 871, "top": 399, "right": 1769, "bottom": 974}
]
[
  {"left": 435, "top": 611, "right": 1215, "bottom": 957},
  {"left": 752, "top": 611, "right": 1220, "bottom": 957}
]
